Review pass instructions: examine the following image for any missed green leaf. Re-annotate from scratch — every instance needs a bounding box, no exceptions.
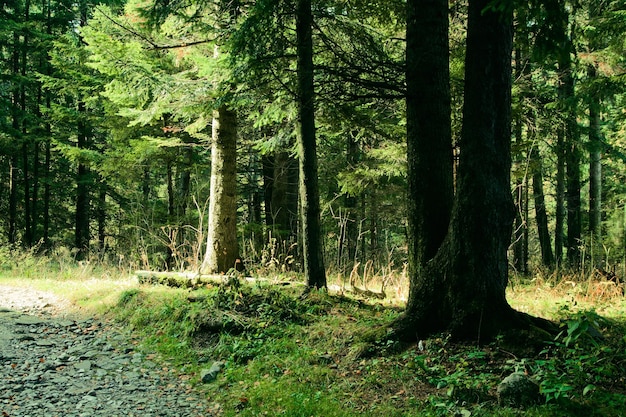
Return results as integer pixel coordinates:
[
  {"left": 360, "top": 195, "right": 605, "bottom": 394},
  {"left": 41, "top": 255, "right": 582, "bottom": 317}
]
[{"left": 583, "top": 384, "right": 596, "bottom": 396}]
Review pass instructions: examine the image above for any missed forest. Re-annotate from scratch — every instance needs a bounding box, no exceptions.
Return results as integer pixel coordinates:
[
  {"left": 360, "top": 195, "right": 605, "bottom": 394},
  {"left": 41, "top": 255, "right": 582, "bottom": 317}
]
[
  {"left": 2, "top": 0, "right": 626, "bottom": 414},
  {"left": 1, "top": 0, "right": 626, "bottom": 282}
]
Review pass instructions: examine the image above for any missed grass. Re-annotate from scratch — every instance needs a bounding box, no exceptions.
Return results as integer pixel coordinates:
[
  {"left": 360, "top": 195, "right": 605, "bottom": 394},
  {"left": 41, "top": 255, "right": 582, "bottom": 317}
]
[{"left": 1, "top": 254, "right": 625, "bottom": 416}]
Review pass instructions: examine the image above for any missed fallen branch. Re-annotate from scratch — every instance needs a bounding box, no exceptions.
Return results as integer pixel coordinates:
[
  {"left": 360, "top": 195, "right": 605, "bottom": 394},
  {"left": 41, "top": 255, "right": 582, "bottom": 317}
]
[{"left": 133, "top": 270, "right": 305, "bottom": 289}]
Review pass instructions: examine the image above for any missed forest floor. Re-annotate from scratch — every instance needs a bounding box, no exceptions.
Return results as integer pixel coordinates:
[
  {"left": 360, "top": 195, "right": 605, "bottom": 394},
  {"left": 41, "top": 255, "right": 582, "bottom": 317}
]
[{"left": 1, "top": 263, "right": 626, "bottom": 416}]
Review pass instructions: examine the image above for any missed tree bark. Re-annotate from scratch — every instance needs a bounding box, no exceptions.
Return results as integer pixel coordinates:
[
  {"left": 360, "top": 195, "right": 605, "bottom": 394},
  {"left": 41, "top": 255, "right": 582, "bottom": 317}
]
[
  {"left": 531, "top": 147, "right": 554, "bottom": 267},
  {"left": 271, "top": 151, "right": 299, "bottom": 241},
  {"left": 75, "top": 100, "right": 91, "bottom": 259},
  {"left": 202, "top": 106, "right": 240, "bottom": 273},
  {"left": 296, "top": 0, "right": 326, "bottom": 289},
  {"left": 399, "top": 0, "right": 531, "bottom": 341},
  {"left": 405, "top": 0, "right": 454, "bottom": 286},
  {"left": 587, "top": 0, "right": 603, "bottom": 263},
  {"left": 588, "top": 65, "right": 602, "bottom": 259}
]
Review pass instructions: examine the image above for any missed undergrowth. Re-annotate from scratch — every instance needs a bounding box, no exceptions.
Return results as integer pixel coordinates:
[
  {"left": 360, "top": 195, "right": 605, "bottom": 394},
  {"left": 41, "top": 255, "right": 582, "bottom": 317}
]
[
  {"left": 103, "top": 278, "right": 626, "bottom": 417},
  {"left": 1, "top": 255, "right": 625, "bottom": 416}
]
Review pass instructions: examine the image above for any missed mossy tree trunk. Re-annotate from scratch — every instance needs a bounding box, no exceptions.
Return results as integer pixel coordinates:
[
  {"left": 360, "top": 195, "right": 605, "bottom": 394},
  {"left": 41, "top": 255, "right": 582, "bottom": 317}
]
[{"left": 202, "top": 106, "right": 240, "bottom": 274}]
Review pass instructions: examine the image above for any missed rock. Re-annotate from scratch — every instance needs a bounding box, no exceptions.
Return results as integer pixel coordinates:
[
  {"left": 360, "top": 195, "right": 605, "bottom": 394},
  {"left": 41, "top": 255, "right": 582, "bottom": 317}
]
[
  {"left": 497, "top": 372, "right": 541, "bottom": 408},
  {"left": 201, "top": 361, "right": 224, "bottom": 383}
]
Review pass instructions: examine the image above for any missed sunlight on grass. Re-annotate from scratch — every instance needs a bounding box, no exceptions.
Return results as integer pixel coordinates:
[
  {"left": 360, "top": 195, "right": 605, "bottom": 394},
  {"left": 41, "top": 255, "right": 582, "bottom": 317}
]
[{"left": 1, "top": 254, "right": 625, "bottom": 417}]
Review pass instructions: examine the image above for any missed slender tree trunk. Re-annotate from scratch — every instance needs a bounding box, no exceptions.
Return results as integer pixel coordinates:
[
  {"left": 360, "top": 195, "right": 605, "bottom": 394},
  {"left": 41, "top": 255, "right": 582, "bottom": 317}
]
[
  {"left": 588, "top": 66, "right": 602, "bottom": 262},
  {"left": 555, "top": 126, "right": 566, "bottom": 266},
  {"left": 555, "top": 5, "right": 581, "bottom": 269},
  {"left": 564, "top": 77, "right": 581, "bottom": 268},
  {"left": 165, "top": 160, "right": 175, "bottom": 269},
  {"left": 202, "top": 106, "right": 240, "bottom": 273},
  {"left": 531, "top": 147, "right": 554, "bottom": 267},
  {"left": 587, "top": 0, "right": 603, "bottom": 264},
  {"left": 9, "top": 32, "right": 20, "bottom": 245},
  {"left": 512, "top": 48, "right": 527, "bottom": 274},
  {"left": 271, "top": 151, "right": 299, "bottom": 241},
  {"left": 21, "top": 0, "right": 32, "bottom": 247},
  {"left": 8, "top": 155, "right": 18, "bottom": 244},
  {"left": 32, "top": 133, "right": 40, "bottom": 245},
  {"left": 43, "top": 138, "right": 51, "bottom": 246},
  {"left": 296, "top": 0, "right": 326, "bottom": 289},
  {"left": 74, "top": 3, "right": 91, "bottom": 259},
  {"left": 262, "top": 154, "right": 274, "bottom": 231},
  {"left": 342, "top": 131, "right": 359, "bottom": 271},
  {"left": 97, "top": 179, "right": 106, "bottom": 250}
]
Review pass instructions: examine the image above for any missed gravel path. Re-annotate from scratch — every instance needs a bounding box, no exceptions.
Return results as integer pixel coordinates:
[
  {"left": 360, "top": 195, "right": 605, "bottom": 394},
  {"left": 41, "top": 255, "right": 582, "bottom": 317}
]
[{"left": 0, "top": 284, "right": 213, "bottom": 416}]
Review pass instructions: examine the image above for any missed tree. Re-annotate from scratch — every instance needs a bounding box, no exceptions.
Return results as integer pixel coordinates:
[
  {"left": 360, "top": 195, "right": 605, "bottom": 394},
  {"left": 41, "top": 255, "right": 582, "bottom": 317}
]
[
  {"left": 201, "top": 1, "right": 241, "bottom": 274},
  {"left": 295, "top": 0, "right": 326, "bottom": 289},
  {"left": 396, "top": 0, "right": 550, "bottom": 341},
  {"left": 202, "top": 104, "right": 240, "bottom": 273},
  {"left": 404, "top": 0, "right": 453, "bottom": 301}
]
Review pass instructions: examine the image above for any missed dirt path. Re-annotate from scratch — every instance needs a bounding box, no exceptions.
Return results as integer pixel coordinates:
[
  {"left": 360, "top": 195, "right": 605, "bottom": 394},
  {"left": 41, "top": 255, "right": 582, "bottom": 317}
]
[{"left": 0, "top": 284, "right": 213, "bottom": 417}]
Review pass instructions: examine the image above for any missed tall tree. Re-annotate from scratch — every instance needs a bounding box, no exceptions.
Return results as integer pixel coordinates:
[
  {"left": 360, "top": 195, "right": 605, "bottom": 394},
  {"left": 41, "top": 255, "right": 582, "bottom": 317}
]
[
  {"left": 202, "top": 1, "right": 241, "bottom": 274},
  {"left": 296, "top": 0, "right": 326, "bottom": 289},
  {"left": 202, "top": 105, "right": 240, "bottom": 273},
  {"left": 587, "top": 0, "right": 604, "bottom": 264},
  {"left": 396, "top": 0, "right": 551, "bottom": 341},
  {"left": 404, "top": 0, "right": 453, "bottom": 306}
]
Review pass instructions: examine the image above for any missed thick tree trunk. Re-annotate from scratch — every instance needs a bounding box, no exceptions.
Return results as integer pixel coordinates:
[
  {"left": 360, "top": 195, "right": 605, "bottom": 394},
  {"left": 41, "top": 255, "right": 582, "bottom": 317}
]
[
  {"left": 405, "top": 0, "right": 454, "bottom": 287},
  {"left": 296, "top": 0, "right": 326, "bottom": 289},
  {"left": 202, "top": 106, "right": 240, "bottom": 274},
  {"left": 399, "top": 0, "right": 528, "bottom": 341}
]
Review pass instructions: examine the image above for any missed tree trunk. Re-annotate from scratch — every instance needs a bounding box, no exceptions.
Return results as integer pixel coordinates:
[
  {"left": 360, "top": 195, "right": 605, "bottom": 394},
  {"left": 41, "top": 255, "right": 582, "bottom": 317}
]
[
  {"left": 75, "top": 101, "right": 91, "bottom": 259},
  {"left": 74, "top": 2, "right": 90, "bottom": 260},
  {"left": 555, "top": 6, "right": 581, "bottom": 269},
  {"left": 555, "top": 125, "right": 566, "bottom": 266},
  {"left": 341, "top": 131, "right": 359, "bottom": 271},
  {"left": 21, "top": 0, "right": 32, "bottom": 247},
  {"left": 271, "top": 151, "right": 299, "bottom": 242},
  {"left": 43, "top": 138, "right": 51, "bottom": 246},
  {"left": 295, "top": 0, "right": 326, "bottom": 289},
  {"left": 588, "top": 66, "right": 602, "bottom": 262},
  {"left": 399, "top": 0, "right": 526, "bottom": 341},
  {"left": 202, "top": 106, "right": 240, "bottom": 273},
  {"left": 262, "top": 154, "right": 274, "bottom": 231},
  {"left": 97, "top": 179, "right": 106, "bottom": 251},
  {"left": 8, "top": 32, "right": 20, "bottom": 245},
  {"left": 8, "top": 155, "right": 18, "bottom": 244},
  {"left": 405, "top": 0, "right": 454, "bottom": 285},
  {"left": 587, "top": 0, "right": 603, "bottom": 264},
  {"left": 531, "top": 147, "right": 554, "bottom": 267}
]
